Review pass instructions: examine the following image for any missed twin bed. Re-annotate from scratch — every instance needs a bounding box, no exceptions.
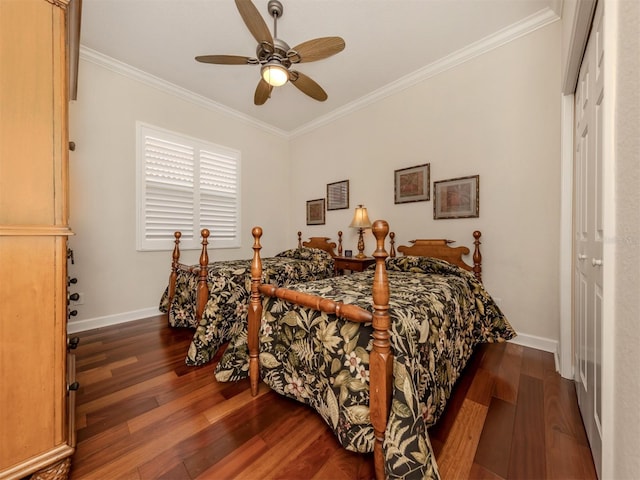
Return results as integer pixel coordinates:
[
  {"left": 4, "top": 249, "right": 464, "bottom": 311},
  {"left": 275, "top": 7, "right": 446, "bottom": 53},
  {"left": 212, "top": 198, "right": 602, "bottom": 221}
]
[
  {"left": 159, "top": 222, "right": 514, "bottom": 479},
  {"left": 159, "top": 229, "right": 342, "bottom": 365}
]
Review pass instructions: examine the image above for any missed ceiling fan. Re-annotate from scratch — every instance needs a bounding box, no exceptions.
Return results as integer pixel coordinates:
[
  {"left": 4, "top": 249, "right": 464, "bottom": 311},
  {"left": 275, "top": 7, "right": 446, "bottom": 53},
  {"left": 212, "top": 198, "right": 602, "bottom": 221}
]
[{"left": 195, "top": 0, "right": 345, "bottom": 105}]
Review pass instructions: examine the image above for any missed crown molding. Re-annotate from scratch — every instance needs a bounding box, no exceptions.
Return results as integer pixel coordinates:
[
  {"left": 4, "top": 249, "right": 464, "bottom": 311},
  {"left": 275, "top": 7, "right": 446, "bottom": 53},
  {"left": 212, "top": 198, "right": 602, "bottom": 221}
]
[
  {"left": 80, "top": 6, "right": 559, "bottom": 140},
  {"left": 79, "top": 46, "right": 289, "bottom": 138},
  {"left": 289, "top": 7, "right": 560, "bottom": 138}
]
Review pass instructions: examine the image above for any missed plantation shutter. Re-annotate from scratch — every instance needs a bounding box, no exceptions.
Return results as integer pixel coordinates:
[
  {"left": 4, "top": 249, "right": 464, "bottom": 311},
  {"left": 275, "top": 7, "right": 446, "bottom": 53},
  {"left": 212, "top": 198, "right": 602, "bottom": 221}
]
[
  {"left": 143, "top": 135, "right": 195, "bottom": 242},
  {"left": 137, "top": 123, "right": 241, "bottom": 251},
  {"left": 199, "top": 149, "right": 239, "bottom": 242}
]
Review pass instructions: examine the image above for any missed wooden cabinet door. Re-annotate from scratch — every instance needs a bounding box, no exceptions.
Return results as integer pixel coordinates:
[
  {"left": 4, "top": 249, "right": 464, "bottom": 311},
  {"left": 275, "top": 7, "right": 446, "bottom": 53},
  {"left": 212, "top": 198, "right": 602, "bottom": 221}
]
[{"left": 0, "top": 0, "right": 74, "bottom": 478}]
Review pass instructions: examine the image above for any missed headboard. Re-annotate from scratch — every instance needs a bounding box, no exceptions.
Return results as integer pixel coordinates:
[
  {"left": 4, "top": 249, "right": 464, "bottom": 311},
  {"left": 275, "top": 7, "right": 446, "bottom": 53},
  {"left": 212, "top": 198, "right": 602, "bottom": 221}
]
[
  {"left": 397, "top": 231, "right": 482, "bottom": 282},
  {"left": 297, "top": 231, "right": 341, "bottom": 258}
]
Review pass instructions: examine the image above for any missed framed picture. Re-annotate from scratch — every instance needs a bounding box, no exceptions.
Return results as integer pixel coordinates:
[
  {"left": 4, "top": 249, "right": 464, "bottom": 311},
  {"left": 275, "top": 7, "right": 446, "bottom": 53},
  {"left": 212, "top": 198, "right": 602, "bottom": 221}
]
[
  {"left": 326, "top": 180, "right": 349, "bottom": 211},
  {"left": 306, "top": 198, "right": 326, "bottom": 225},
  {"left": 394, "top": 163, "right": 430, "bottom": 204},
  {"left": 433, "top": 175, "right": 480, "bottom": 219}
]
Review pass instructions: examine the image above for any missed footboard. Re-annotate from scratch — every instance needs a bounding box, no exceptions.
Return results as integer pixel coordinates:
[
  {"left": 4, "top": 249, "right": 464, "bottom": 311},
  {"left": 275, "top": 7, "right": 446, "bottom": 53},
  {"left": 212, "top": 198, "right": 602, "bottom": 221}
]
[
  {"left": 247, "top": 220, "right": 393, "bottom": 480},
  {"left": 165, "top": 230, "right": 209, "bottom": 323}
]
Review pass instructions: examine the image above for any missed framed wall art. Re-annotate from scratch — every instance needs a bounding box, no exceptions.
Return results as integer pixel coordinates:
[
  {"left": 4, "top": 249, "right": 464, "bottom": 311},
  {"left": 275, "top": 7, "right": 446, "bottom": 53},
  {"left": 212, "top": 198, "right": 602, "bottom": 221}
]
[
  {"left": 394, "top": 163, "right": 430, "bottom": 204},
  {"left": 326, "top": 180, "right": 349, "bottom": 210},
  {"left": 306, "top": 198, "right": 326, "bottom": 225},
  {"left": 433, "top": 175, "right": 479, "bottom": 219}
]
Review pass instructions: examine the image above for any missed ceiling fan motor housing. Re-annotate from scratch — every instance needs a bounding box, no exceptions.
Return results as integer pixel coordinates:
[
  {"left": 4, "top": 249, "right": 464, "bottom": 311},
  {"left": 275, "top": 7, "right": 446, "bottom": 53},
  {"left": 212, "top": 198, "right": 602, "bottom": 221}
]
[{"left": 257, "top": 38, "right": 291, "bottom": 67}]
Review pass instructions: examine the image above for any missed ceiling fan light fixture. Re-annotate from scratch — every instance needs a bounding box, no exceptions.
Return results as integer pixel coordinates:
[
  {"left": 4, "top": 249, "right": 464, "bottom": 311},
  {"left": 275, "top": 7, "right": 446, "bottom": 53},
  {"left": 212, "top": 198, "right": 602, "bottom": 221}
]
[{"left": 261, "top": 61, "right": 289, "bottom": 87}]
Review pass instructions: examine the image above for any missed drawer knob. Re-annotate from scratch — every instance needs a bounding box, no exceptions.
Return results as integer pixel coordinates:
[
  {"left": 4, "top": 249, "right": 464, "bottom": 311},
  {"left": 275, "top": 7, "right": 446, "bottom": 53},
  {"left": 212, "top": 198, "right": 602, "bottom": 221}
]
[{"left": 68, "top": 336, "right": 80, "bottom": 350}]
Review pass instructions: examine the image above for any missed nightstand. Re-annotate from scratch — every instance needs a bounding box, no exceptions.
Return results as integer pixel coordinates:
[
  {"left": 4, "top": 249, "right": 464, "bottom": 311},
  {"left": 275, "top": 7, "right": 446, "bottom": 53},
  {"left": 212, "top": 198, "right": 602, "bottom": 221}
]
[{"left": 334, "top": 256, "right": 376, "bottom": 275}]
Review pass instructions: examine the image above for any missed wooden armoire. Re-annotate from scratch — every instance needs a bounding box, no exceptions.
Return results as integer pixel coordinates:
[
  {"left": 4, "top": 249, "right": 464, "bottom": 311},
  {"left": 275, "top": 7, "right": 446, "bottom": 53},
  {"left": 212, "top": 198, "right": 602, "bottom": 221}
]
[{"left": 0, "top": 0, "right": 78, "bottom": 478}]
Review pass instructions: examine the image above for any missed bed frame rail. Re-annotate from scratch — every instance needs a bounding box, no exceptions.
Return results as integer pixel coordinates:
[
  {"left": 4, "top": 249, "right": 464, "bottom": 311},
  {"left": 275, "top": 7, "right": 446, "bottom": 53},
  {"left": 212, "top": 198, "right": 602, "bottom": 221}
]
[{"left": 248, "top": 220, "right": 392, "bottom": 480}]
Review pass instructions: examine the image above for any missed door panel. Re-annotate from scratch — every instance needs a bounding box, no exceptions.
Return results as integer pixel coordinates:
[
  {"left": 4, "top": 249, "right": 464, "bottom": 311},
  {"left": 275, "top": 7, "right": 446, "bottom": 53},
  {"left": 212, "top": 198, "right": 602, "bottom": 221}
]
[{"left": 573, "top": 1, "right": 603, "bottom": 477}]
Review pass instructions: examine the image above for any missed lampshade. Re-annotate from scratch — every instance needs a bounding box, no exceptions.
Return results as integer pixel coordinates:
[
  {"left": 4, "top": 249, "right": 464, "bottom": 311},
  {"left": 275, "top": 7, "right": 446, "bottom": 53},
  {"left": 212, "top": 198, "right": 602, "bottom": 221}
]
[
  {"left": 261, "top": 61, "right": 289, "bottom": 87},
  {"left": 349, "top": 205, "right": 372, "bottom": 229}
]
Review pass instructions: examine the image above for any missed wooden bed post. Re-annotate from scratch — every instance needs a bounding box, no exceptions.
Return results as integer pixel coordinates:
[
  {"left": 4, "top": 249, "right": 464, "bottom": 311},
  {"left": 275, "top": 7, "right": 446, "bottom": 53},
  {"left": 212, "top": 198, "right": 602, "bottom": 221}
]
[
  {"left": 196, "top": 229, "right": 210, "bottom": 326},
  {"left": 473, "top": 231, "right": 482, "bottom": 283},
  {"left": 389, "top": 231, "right": 395, "bottom": 258},
  {"left": 297, "top": 231, "right": 302, "bottom": 249},
  {"left": 369, "top": 220, "right": 392, "bottom": 480},
  {"left": 338, "top": 231, "right": 343, "bottom": 256},
  {"left": 167, "top": 231, "right": 181, "bottom": 321},
  {"left": 248, "top": 226, "right": 264, "bottom": 396}
]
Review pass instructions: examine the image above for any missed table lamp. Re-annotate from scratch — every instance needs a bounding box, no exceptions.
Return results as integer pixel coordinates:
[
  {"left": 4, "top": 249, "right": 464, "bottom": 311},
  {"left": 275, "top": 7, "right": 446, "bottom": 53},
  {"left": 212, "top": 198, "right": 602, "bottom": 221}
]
[{"left": 349, "top": 205, "right": 372, "bottom": 258}]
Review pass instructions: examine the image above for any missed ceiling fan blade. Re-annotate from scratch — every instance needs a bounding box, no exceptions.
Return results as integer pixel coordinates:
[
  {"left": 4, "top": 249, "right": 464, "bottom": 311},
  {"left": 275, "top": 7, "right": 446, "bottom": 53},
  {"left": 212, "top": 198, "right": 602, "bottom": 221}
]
[
  {"left": 254, "top": 79, "right": 273, "bottom": 105},
  {"left": 289, "top": 71, "right": 328, "bottom": 102},
  {"left": 235, "top": 0, "right": 273, "bottom": 45},
  {"left": 195, "top": 55, "right": 255, "bottom": 65},
  {"left": 289, "top": 37, "right": 345, "bottom": 63}
]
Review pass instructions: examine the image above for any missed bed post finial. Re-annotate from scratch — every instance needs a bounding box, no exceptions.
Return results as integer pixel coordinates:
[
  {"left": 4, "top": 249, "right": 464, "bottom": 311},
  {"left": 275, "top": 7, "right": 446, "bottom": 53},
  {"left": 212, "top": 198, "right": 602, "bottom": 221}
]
[
  {"left": 370, "top": 220, "right": 392, "bottom": 480},
  {"left": 473, "top": 230, "right": 482, "bottom": 282},
  {"left": 389, "top": 231, "right": 396, "bottom": 258},
  {"left": 167, "top": 232, "right": 182, "bottom": 322},
  {"left": 196, "top": 229, "right": 210, "bottom": 326},
  {"left": 248, "top": 226, "right": 264, "bottom": 396},
  {"left": 297, "top": 231, "right": 302, "bottom": 249},
  {"left": 337, "top": 230, "right": 343, "bottom": 256}
]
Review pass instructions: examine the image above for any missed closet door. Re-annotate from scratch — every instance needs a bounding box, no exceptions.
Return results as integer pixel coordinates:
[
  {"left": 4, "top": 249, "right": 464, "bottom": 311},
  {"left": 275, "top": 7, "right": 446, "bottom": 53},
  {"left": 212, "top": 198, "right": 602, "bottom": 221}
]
[{"left": 573, "top": 1, "right": 603, "bottom": 477}]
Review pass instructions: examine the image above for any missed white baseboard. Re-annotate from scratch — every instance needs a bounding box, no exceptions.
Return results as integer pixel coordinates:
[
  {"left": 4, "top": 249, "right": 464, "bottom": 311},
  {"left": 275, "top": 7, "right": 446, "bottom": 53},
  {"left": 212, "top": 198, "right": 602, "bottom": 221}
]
[
  {"left": 509, "top": 332, "right": 560, "bottom": 371},
  {"left": 67, "top": 307, "right": 162, "bottom": 334}
]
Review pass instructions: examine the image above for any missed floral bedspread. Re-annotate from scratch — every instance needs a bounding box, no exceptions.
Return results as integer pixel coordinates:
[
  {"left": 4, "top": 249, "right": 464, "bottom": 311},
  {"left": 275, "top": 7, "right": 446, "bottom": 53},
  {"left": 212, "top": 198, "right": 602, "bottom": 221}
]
[
  {"left": 159, "top": 247, "right": 334, "bottom": 365},
  {"left": 214, "top": 256, "right": 515, "bottom": 479}
]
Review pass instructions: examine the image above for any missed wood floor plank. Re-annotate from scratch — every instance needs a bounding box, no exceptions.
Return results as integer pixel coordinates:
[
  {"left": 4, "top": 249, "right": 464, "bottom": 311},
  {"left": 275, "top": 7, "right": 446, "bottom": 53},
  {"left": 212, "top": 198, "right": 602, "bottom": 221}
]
[
  {"left": 311, "top": 448, "right": 374, "bottom": 480},
  {"left": 182, "top": 395, "right": 290, "bottom": 478},
  {"left": 137, "top": 450, "right": 186, "bottom": 479},
  {"left": 78, "top": 394, "right": 159, "bottom": 442},
  {"left": 493, "top": 342, "right": 523, "bottom": 404},
  {"left": 75, "top": 371, "right": 178, "bottom": 415},
  {"left": 127, "top": 385, "right": 224, "bottom": 434},
  {"left": 507, "top": 374, "right": 546, "bottom": 479},
  {"left": 476, "top": 342, "right": 506, "bottom": 374},
  {"left": 466, "top": 367, "right": 496, "bottom": 407},
  {"left": 469, "top": 462, "right": 505, "bottom": 480},
  {"left": 435, "top": 399, "right": 488, "bottom": 480},
  {"left": 232, "top": 414, "right": 326, "bottom": 479},
  {"left": 268, "top": 427, "right": 343, "bottom": 479},
  {"left": 520, "top": 346, "right": 546, "bottom": 380},
  {"left": 193, "top": 435, "right": 269, "bottom": 480},
  {"left": 473, "top": 397, "right": 516, "bottom": 478}
]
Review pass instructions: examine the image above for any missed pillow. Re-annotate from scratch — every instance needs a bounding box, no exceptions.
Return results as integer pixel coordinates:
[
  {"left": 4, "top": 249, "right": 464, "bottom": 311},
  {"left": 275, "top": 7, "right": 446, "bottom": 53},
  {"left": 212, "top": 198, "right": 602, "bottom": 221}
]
[
  {"left": 275, "top": 247, "right": 332, "bottom": 261},
  {"left": 385, "top": 255, "right": 473, "bottom": 279}
]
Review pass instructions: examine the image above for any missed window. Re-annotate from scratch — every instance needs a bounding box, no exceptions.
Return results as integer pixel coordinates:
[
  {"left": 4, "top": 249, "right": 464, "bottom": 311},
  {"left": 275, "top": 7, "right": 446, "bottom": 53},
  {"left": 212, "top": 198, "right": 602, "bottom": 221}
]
[{"left": 136, "top": 122, "right": 241, "bottom": 251}]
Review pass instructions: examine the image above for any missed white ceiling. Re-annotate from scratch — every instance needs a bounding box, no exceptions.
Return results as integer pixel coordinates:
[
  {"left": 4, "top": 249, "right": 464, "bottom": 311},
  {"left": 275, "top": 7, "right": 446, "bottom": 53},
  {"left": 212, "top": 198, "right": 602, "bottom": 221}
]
[{"left": 80, "top": 0, "right": 561, "bottom": 135}]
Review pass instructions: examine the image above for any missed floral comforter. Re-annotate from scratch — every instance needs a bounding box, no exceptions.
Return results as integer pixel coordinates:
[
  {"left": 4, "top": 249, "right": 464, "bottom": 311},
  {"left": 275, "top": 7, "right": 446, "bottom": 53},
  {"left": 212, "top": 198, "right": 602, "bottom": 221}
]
[
  {"left": 214, "top": 256, "right": 515, "bottom": 479},
  {"left": 159, "top": 247, "right": 334, "bottom": 366}
]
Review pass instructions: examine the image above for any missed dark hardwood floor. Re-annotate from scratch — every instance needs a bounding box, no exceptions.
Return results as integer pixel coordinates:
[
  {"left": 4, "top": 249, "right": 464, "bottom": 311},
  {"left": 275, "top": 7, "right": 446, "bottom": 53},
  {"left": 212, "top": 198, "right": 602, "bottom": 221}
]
[{"left": 69, "top": 315, "right": 596, "bottom": 479}]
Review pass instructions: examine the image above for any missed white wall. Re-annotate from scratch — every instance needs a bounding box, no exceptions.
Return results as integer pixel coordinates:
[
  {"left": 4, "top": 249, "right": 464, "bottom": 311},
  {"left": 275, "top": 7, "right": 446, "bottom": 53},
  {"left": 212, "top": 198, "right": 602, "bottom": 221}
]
[
  {"left": 611, "top": 1, "right": 640, "bottom": 476},
  {"left": 289, "top": 22, "right": 562, "bottom": 345},
  {"left": 67, "top": 58, "right": 290, "bottom": 330}
]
